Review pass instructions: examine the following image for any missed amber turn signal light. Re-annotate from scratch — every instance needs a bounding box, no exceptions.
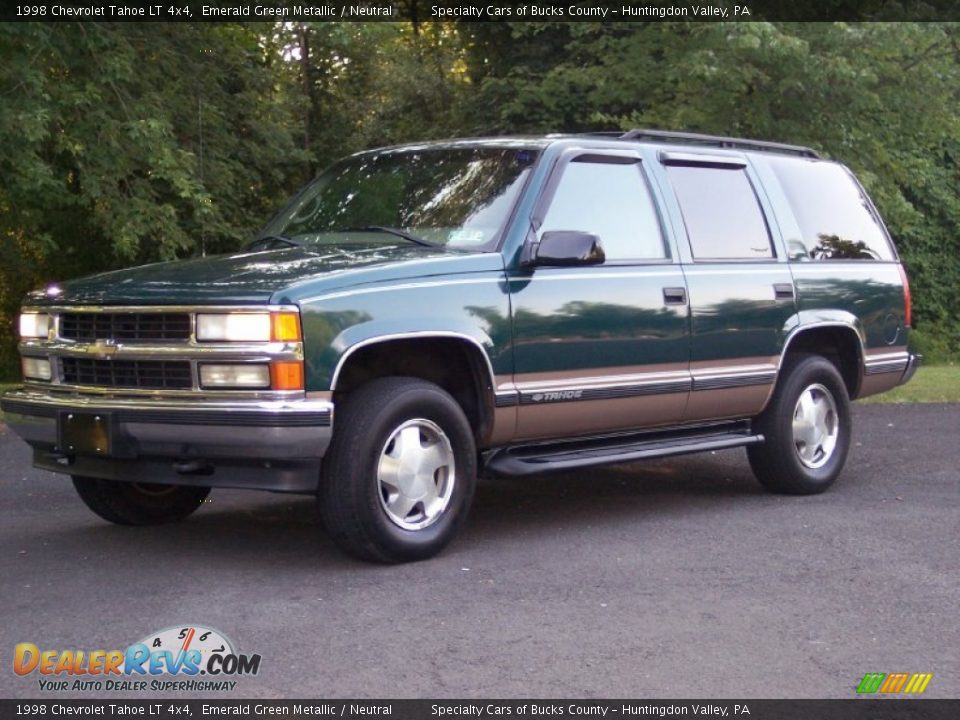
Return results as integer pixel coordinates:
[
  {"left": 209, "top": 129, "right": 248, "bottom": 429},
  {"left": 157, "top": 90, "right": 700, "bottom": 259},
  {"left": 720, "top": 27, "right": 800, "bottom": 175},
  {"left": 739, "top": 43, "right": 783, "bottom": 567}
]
[
  {"left": 271, "top": 312, "right": 302, "bottom": 342},
  {"left": 271, "top": 361, "right": 304, "bottom": 391}
]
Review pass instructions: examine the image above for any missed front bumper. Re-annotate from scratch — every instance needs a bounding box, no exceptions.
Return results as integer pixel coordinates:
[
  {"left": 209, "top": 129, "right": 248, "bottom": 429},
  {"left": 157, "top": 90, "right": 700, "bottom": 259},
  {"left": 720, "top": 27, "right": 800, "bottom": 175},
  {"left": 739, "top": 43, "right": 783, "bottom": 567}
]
[{"left": 1, "top": 389, "right": 334, "bottom": 493}]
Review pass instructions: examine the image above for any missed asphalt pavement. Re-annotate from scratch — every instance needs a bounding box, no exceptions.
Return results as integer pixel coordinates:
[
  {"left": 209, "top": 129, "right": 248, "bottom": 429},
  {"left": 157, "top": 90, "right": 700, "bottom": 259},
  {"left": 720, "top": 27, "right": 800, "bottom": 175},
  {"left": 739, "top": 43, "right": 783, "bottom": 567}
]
[{"left": 1, "top": 403, "right": 957, "bottom": 700}]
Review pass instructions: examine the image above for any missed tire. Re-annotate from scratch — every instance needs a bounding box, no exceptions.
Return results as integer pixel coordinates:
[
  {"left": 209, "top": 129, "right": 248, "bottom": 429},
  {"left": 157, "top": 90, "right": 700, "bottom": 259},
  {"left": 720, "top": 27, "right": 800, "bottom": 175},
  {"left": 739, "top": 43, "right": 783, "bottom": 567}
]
[
  {"left": 72, "top": 477, "right": 210, "bottom": 525},
  {"left": 747, "top": 353, "right": 852, "bottom": 495},
  {"left": 319, "top": 377, "right": 477, "bottom": 563}
]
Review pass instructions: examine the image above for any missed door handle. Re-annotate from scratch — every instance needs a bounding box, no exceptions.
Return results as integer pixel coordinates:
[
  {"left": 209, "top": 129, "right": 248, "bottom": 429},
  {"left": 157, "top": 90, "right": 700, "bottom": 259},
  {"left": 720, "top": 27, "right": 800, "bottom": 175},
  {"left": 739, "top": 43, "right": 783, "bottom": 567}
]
[
  {"left": 773, "top": 283, "right": 795, "bottom": 300},
  {"left": 663, "top": 287, "right": 687, "bottom": 305}
]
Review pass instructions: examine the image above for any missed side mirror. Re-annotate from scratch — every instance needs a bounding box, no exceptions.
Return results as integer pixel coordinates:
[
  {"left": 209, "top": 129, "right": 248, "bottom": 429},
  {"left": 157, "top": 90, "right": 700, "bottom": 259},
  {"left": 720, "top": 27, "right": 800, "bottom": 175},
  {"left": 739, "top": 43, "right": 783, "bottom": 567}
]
[
  {"left": 535, "top": 231, "right": 605, "bottom": 267},
  {"left": 786, "top": 239, "right": 810, "bottom": 261}
]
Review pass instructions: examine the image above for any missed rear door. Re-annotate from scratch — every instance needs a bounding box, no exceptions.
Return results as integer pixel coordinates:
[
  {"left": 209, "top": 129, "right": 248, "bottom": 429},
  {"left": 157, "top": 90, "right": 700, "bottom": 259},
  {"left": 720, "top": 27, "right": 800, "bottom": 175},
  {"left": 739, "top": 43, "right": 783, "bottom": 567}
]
[
  {"left": 507, "top": 149, "right": 691, "bottom": 441},
  {"left": 651, "top": 151, "right": 797, "bottom": 422}
]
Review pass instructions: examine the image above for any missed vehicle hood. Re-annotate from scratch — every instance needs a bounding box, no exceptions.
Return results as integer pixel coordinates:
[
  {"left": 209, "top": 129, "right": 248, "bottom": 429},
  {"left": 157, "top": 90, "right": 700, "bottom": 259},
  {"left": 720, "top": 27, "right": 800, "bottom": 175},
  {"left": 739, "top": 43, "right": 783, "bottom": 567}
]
[{"left": 27, "top": 244, "right": 505, "bottom": 307}]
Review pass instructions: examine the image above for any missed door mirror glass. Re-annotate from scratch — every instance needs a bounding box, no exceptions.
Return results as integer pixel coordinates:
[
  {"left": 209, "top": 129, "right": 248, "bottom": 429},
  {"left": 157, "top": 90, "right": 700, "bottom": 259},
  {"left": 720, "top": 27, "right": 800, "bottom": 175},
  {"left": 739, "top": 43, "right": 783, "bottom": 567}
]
[
  {"left": 536, "top": 231, "right": 605, "bottom": 266},
  {"left": 786, "top": 239, "right": 810, "bottom": 261}
]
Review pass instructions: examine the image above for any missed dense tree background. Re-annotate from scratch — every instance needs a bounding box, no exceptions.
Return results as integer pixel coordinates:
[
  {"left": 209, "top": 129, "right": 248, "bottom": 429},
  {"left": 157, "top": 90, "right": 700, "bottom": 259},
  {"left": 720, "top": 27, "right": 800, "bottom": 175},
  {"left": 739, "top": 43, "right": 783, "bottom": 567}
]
[{"left": 1, "top": 21, "right": 958, "bottom": 377}]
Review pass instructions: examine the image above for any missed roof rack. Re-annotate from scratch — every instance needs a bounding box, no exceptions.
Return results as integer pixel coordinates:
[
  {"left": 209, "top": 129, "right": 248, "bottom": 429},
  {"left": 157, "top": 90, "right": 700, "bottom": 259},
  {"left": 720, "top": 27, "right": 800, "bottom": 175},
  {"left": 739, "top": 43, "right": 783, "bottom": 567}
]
[{"left": 582, "top": 128, "right": 819, "bottom": 158}]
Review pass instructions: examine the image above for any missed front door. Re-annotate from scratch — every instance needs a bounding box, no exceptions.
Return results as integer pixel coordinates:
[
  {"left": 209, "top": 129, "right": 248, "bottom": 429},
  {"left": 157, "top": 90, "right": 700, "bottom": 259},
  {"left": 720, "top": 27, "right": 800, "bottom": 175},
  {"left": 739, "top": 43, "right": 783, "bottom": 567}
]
[{"left": 507, "top": 150, "right": 691, "bottom": 441}]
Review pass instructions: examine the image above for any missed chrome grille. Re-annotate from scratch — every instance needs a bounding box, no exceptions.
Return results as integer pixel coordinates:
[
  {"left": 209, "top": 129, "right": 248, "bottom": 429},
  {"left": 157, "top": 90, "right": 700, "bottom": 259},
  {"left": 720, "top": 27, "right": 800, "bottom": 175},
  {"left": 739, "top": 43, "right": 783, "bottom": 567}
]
[
  {"left": 60, "top": 358, "right": 193, "bottom": 390},
  {"left": 60, "top": 312, "right": 191, "bottom": 342}
]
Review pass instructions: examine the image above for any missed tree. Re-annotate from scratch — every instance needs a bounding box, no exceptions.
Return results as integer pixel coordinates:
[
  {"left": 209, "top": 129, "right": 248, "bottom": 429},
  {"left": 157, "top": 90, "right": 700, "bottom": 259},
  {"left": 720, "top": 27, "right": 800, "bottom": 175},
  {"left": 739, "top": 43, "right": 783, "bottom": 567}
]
[
  {"left": 461, "top": 21, "right": 960, "bottom": 354},
  {"left": 0, "top": 22, "right": 308, "bottom": 375}
]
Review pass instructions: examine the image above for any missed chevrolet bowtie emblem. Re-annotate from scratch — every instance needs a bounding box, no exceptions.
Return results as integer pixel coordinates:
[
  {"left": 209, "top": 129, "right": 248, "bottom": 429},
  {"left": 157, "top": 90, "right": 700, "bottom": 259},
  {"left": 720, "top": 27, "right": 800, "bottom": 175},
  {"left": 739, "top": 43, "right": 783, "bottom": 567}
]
[{"left": 89, "top": 340, "right": 118, "bottom": 357}]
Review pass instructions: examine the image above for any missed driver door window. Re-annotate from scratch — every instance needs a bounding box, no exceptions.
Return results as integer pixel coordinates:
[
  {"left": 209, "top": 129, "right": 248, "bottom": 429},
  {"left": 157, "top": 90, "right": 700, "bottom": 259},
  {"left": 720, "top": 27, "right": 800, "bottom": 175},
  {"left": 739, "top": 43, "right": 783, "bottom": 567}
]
[{"left": 540, "top": 159, "right": 666, "bottom": 261}]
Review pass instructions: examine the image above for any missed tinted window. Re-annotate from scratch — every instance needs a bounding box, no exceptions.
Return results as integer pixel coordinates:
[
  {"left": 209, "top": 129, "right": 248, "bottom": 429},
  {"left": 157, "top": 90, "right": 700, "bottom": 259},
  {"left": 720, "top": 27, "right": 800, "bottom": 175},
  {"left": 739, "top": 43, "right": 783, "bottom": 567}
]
[
  {"left": 768, "top": 157, "right": 894, "bottom": 261},
  {"left": 666, "top": 165, "right": 773, "bottom": 260},
  {"left": 540, "top": 160, "right": 665, "bottom": 260},
  {"left": 262, "top": 147, "right": 539, "bottom": 250}
]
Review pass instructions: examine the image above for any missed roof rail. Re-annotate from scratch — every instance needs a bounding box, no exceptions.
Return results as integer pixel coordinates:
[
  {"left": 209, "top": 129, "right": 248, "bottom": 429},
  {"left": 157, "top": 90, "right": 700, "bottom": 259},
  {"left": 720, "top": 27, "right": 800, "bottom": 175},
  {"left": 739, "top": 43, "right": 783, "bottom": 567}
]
[{"left": 615, "top": 128, "right": 819, "bottom": 158}]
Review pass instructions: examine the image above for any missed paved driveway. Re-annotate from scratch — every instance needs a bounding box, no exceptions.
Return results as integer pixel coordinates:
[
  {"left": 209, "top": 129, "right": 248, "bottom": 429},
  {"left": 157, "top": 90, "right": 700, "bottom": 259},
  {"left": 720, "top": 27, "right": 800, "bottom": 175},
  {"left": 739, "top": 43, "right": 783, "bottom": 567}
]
[{"left": 1, "top": 404, "right": 957, "bottom": 699}]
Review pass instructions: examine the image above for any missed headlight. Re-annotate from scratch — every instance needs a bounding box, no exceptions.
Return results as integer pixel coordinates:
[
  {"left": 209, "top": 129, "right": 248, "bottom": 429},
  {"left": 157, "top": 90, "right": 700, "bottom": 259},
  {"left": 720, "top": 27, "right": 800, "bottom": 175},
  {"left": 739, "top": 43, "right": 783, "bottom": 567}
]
[
  {"left": 21, "top": 357, "right": 52, "bottom": 381},
  {"left": 19, "top": 313, "right": 51, "bottom": 339},
  {"left": 196, "top": 313, "right": 271, "bottom": 342},
  {"left": 196, "top": 312, "right": 301, "bottom": 342},
  {"left": 199, "top": 364, "right": 271, "bottom": 389}
]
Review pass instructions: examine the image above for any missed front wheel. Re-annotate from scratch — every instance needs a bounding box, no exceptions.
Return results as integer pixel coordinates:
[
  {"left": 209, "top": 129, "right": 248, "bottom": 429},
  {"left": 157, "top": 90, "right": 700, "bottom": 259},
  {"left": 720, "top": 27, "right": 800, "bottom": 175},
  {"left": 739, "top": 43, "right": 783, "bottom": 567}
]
[
  {"left": 319, "top": 377, "right": 477, "bottom": 563},
  {"left": 72, "top": 476, "right": 210, "bottom": 525},
  {"left": 748, "top": 354, "right": 852, "bottom": 495}
]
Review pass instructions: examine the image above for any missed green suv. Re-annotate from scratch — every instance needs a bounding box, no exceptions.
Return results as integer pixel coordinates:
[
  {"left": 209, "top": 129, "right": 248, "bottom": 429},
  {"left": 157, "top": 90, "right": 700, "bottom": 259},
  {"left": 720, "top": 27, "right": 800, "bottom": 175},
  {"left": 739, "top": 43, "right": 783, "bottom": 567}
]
[{"left": 2, "top": 130, "right": 919, "bottom": 562}]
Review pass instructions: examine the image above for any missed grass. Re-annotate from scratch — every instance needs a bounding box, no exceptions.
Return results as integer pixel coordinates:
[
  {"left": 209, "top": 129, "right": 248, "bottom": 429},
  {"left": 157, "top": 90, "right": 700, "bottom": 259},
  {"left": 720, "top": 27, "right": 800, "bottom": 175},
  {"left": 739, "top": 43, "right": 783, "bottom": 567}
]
[{"left": 858, "top": 364, "right": 960, "bottom": 404}]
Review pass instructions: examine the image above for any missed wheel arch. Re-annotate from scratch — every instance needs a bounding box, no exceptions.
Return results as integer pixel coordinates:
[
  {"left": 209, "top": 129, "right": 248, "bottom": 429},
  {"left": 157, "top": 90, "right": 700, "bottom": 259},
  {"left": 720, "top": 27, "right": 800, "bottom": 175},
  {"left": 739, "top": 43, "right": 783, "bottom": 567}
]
[
  {"left": 330, "top": 332, "right": 498, "bottom": 443},
  {"left": 776, "top": 321, "right": 865, "bottom": 400}
]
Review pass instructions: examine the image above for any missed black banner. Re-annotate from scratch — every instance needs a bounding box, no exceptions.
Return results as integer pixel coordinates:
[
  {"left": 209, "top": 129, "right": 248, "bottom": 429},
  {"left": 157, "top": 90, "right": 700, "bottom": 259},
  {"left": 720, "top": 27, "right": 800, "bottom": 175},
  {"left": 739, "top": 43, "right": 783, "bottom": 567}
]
[
  {"left": 2, "top": 0, "right": 960, "bottom": 23},
  {"left": 1, "top": 700, "right": 958, "bottom": 720}
]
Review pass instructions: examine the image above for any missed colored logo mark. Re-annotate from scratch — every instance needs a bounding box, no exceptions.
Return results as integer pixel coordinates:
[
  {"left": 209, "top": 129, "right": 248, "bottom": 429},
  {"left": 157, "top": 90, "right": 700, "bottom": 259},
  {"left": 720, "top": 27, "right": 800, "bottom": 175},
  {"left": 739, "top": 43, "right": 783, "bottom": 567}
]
[{"left": 856, "top": 672, "right": 933, "bottom": 694}]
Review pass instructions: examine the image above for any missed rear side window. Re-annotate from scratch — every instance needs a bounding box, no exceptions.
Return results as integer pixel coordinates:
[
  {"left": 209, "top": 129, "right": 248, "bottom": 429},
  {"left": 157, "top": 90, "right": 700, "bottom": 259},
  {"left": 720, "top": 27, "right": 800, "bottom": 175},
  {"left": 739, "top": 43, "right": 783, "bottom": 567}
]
[
  {"left": 665, "top": 165, "right": 773, "bottom": 260},
  {"left": 540, "top": 160, "right": 666, "bottom": 260},
  {"left": 768, "top": 157, "right": 895, "bottom": 261}
]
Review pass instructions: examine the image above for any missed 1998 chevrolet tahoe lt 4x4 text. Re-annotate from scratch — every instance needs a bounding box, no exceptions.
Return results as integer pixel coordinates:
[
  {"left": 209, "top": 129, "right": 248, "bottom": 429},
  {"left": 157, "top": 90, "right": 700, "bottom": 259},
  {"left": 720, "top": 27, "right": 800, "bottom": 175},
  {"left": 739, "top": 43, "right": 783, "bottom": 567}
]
[{"left": 2, "top": 129, "right": 919, "bottom": 562}]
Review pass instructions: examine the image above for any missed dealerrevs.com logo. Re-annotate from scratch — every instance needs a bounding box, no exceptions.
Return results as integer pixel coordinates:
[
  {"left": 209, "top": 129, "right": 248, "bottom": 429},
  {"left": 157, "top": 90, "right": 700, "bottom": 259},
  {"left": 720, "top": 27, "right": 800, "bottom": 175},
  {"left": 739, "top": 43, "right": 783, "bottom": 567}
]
[{"left": 14, "top": 625, "right": 261, "bottom": 692}]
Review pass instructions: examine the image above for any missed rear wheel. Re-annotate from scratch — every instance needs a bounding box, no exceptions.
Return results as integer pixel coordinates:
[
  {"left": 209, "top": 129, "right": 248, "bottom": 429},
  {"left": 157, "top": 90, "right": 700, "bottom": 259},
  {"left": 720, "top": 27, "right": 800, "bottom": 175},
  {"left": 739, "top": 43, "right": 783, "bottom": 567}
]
[
  {"left": 748, "top": 354, "right": 851, "bottom": 495},
  {"left": 72, "top": 476, "right": 210, "bottom": 525},
  {"left": 319, "top": 377, "right": 477, "bottom": 563}
]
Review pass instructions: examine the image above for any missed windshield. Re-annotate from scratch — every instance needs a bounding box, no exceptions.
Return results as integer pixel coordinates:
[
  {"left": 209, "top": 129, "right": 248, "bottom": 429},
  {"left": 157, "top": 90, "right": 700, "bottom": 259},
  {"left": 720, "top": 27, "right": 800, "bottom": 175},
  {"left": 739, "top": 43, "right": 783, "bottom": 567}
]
[{"left": 261, "top": 146, "right": 540, "bottom": 251}]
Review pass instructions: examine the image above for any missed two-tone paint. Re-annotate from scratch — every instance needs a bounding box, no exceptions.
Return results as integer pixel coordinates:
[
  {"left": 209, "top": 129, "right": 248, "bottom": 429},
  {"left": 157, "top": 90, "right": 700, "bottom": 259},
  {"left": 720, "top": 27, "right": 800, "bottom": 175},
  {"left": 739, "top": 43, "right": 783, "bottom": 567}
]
[{"left": 2, "top": 136, "right": 916, "bottom": 492}]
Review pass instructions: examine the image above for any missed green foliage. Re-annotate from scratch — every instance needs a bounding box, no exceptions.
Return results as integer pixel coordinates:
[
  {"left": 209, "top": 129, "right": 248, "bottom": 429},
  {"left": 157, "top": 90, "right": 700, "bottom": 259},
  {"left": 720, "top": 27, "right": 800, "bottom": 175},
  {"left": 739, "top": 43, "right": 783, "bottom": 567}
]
[
  {"left": 0, "top": 23, "right": 309, "bottom": 376},
  {"left": 908, "top": 328, "right": 957, "bottom": 365}
]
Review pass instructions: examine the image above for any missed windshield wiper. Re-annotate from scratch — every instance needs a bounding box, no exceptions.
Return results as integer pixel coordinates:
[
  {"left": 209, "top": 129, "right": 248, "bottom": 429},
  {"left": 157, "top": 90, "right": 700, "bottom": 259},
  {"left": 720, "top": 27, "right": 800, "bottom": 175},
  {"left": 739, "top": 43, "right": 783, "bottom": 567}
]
[
  {"left": 246, "top": 234, "right": 302, "bottom": 251},
  {"left": 341, "top": 226, "right": 438, "bottom": 248}
]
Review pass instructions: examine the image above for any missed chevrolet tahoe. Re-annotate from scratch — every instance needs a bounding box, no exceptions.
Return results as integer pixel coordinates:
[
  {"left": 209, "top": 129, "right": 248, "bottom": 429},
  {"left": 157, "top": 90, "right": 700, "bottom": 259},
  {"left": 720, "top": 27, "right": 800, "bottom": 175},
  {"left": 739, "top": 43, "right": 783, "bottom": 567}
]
[{"left": 1, "top": 129, "right": 920, "bottom": 562}]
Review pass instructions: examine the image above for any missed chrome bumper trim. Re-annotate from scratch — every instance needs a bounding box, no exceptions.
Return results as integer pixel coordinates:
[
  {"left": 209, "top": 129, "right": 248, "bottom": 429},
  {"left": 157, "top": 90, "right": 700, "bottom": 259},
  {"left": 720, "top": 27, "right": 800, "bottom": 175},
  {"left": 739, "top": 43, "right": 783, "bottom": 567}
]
[
  {"left": 1, "top": 389, "right": 334, "bottom": 465},
  {"left": 899, "top": 353, "right": 922, "bottom": 385}
]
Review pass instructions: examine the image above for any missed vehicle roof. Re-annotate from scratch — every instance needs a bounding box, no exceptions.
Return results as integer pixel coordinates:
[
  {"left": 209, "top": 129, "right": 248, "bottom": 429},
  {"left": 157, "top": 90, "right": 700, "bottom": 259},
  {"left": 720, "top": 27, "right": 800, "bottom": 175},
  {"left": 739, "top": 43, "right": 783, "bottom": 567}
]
[{"left": 358, "top": 129, "right": 820, "bottom": 161}]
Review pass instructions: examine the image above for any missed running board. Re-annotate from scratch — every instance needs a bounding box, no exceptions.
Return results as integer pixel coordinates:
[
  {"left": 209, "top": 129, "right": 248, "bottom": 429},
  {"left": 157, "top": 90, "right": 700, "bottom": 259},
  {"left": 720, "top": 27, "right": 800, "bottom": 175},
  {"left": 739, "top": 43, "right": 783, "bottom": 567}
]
[{"left": 484, "top": 421, "right": 764, "bottom": 477}]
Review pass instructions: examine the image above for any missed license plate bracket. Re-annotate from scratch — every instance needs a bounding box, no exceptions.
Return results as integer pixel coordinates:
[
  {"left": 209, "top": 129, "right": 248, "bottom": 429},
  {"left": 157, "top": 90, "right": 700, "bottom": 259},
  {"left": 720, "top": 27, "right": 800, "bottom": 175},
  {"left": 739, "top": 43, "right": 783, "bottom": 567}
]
[{"left": 59, "top": 411, "right": 113, "bottom": 456}]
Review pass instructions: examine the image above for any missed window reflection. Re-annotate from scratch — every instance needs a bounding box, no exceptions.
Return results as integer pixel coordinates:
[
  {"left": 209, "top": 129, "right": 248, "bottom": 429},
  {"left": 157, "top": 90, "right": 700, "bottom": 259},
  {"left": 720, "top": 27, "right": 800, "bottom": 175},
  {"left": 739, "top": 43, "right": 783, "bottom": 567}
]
[
  {"left": 768, "top": 157, "right": 894, "bottom": 261},
  {"left": 265, "top": 148, "right": 539, "bottom": 250},
  {"left": 666, "top": 165, "right": 773, "bottom": 260},
  {"left": 540, "top": 161, "right": 666, "bottom": 260}
]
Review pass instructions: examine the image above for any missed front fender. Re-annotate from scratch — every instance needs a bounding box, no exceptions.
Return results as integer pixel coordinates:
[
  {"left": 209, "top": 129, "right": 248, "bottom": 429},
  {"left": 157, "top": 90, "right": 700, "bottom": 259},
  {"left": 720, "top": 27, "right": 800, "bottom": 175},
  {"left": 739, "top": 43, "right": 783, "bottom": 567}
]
[{"left": 297, "top": 274, "right": 513, "bottom": 392}]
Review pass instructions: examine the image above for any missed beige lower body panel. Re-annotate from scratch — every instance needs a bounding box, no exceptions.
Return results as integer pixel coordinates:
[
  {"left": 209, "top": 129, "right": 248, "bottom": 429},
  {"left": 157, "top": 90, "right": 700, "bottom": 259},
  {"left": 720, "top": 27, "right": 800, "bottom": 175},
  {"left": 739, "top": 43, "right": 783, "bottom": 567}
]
[
  {"left": 513, "top": 392, "right": 688, "bottom": 442},
  {"left": 859, "top": 371, "right": 904, "bottom": 398},
  {"left": 684, "top": 357, "right": 777, "bottom": 422},
  {"left": 683, "top": 384, "right": 774, "bottom": 423},
  {"left": 508, "top": 364, "right": 690, "bottom": 442},
  {"left": 859, "top": 348, "right": 910, "bottom": 399},
  {"left": 499, "top": 359, "right": 787, "bottom": 443}
]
